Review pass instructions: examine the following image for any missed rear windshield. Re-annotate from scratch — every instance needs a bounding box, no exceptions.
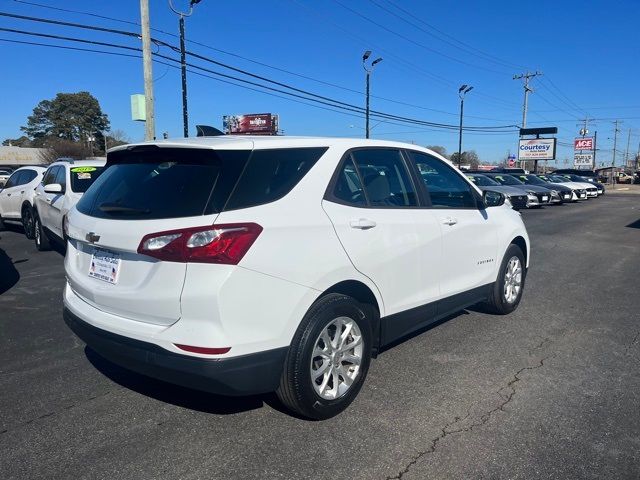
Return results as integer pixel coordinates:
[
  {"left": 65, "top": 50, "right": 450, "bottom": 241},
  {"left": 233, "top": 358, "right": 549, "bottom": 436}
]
[
  {"left": 70, "top": 166, "right": 105, "bottom": 193},
  {"left": 76, "top": 146, "right": 326, "bottom": 220}
]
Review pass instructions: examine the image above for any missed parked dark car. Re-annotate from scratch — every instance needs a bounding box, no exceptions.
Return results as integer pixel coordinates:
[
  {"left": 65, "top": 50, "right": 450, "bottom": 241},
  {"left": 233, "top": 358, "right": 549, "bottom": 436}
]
[
  {"left": 482, "top": 173, "right": 552, "bottom": 208},
  {"left": 465, "top": 174, "right": 528, "bottom": 210},
  {"left": 513, "top": 174, "right": 573, "bottom": 204}
]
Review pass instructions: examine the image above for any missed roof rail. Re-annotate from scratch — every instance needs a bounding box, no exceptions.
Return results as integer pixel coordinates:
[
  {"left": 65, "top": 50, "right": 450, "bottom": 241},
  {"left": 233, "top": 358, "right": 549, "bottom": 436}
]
[{"left": 55, "top": 157, "right": 76, "bottom": 164}]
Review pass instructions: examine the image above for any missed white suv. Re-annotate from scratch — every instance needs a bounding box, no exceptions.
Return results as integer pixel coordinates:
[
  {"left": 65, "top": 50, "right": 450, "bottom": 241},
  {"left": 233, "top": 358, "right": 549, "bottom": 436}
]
[
  {"left": 63, "top": 137, "right": 529, "bottom": 419},
  {"left": 0, "top": 166, "right": 46, "bottom": 237},
  {"left": 32, "top": 159, "right": 105, "bottom": 250}
]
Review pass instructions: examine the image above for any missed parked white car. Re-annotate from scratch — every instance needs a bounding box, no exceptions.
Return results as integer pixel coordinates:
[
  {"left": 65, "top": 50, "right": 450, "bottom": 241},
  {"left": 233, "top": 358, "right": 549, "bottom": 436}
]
[
  {"left": 32, "top": 159, "right": 105, "bottom": 250},
  {"left": 0, "top": 166, "right": 46, "bottom": 236},
  {"left": 0, "top": 168, "right": 13, "bottom": 187},
  {"left": 63, "top": 137, "right": 530, "bottom": 419}
]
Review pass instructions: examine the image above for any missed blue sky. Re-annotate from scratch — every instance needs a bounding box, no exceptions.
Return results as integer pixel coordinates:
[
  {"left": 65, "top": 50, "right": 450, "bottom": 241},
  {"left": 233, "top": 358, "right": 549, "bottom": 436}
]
[{"left": 1, "top": 0, "right": 639, "bottom": 166}]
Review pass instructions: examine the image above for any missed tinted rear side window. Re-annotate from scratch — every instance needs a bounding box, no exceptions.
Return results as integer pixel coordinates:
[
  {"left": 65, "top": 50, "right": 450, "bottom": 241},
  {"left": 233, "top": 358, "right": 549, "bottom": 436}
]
[
  {"left": 70, "top": 166, "right": 105, "bottom": 193},
  {"left": 223, "top": 147, "right": 327, "bottom": 211},
  {"left": 77, "top": 148, "right": 250, "bottom": 220}
]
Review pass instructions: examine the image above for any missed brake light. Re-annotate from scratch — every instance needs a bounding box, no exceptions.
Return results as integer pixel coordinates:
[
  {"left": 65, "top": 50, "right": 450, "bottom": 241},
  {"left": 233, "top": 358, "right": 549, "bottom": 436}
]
[{"left": 137, "top": 223, "right": 262, "bottom": 264}]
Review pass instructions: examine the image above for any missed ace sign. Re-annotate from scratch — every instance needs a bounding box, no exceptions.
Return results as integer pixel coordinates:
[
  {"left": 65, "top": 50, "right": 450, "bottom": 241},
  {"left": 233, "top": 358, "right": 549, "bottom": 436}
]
[{"left": 574, "top": 137, "right": 594, "bottom": 151}]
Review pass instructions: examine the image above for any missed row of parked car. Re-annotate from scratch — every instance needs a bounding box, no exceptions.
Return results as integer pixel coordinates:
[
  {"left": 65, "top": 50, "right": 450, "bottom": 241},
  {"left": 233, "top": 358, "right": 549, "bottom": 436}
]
[
  {"left": 0, "top": 159, "right": 106, "bottom": 246},
  {"left": 465, "top": 169, "right": 605, "bottom": 210}
]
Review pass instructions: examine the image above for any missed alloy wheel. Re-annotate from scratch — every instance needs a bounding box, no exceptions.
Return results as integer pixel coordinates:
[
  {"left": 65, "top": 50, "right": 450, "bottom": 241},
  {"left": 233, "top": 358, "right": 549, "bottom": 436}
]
[
  {"left": 310, "top": 316, "right": 363, "bottom": 400},
  {"left": 503, "top": 256, "right": 522, "bottom": 304}
]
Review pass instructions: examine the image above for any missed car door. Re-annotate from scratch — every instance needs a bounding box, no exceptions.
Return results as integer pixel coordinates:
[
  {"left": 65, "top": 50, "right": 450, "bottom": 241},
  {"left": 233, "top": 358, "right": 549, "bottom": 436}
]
[
  {"left": 322, "top": 148, "right": 442, "bottom": 321},
  {"left": 47, "top": 165, "right": 68, "bottom": 238},
  {"left": 0, "top": 171, "right": 23, "bottom": 218},
  {"left": 36, "top": 166, "right": 60, "bottom": 229},
  {"left": 407, "top": 151, "right": 498, "bottom": 306}
]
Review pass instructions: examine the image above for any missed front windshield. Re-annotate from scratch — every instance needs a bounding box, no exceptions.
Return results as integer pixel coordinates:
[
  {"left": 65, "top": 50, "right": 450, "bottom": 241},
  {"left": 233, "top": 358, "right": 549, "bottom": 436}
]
[
  {"left": 490, "top": 174, "right": 523, "bottom": 186},
  {"left": 468, "top": 174, "right": 500, "bottom": 186},
  {"left": 549, "top": 175, "right": 568, "bottom": 183},
  {"left": 518, "top": 174, "right": 547, "bottom": 186}
]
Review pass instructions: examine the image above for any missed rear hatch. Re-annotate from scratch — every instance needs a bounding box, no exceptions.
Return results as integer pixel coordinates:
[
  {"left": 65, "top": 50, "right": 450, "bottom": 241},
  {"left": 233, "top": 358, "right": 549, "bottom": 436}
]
[{"left": 65, "top": 145, "right": 252, "bottom": 326}]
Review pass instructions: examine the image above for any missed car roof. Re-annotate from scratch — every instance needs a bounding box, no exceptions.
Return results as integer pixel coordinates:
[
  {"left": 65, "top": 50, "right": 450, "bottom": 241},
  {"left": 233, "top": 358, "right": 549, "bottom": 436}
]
[
  {"left": 107, "top": 136, "right": 452, "bottom": 163},
  {"left": 13, "top": 165, "right": 46, "bottom": 172},
  {"left": 49, "top": 159, "right": 106, "bottom": 168}
]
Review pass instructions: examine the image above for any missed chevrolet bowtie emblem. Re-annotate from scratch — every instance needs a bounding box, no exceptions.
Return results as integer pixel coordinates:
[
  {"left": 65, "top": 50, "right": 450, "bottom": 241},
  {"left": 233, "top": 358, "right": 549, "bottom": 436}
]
[{"left": 86, "top": 232, "right": 100, "bottom": 244}]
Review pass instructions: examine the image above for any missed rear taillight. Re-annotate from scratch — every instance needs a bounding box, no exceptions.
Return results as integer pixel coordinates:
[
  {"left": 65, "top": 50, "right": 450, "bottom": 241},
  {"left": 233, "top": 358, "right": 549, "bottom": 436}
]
[{"left": 137, "top": 223, "right": 262, "bottom": 264}]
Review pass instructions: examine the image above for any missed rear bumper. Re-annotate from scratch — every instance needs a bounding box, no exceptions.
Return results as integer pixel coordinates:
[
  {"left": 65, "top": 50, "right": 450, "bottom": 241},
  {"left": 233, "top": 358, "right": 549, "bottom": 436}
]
[{"left": 64, "top": 307, "right": 288, "bottom": 396}]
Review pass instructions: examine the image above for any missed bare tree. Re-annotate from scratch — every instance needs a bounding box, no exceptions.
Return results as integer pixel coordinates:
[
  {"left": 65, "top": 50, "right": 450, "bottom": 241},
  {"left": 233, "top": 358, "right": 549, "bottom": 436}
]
[{"left": 36, "top": 138, "right": 89, "bottom": 164}]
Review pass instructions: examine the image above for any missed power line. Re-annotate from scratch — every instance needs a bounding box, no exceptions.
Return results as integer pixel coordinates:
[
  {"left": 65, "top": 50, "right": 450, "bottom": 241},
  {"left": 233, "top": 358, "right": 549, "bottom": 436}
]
[
  {"left": 8, "top": 0, "right": 513, "bottom": 121},
  {"left": 0, "top": 30, "right": 519, "bottom": 133},
  {"left": 369, "top": 0, "right": 522, "bottom": 71},
  {"left": 331, "top": 0, "right": 509, "bottom": 75},
  {"left": 0, "top": 14, "right": 519, "bottom": 131},
  {"left": 286, "top": 0, "right": 520, "bottom": 110}
]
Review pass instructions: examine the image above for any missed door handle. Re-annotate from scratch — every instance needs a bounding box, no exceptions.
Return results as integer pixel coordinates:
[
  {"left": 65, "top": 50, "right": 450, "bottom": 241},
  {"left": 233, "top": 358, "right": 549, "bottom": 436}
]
[
  {"left": 350, "top": 218, "right": 377, "bottom": 230},
  {"left": 45, "top": 198, "right": 51, "bottom": 203},
  {"left": 443, "top": 217, "right": 458, "bottom": 226},
  {"left": 20, "top": 190, "right": 24, "bottom": 194},
  {"left": 6, "top": 193, "right": 10, "bottom": 197}
]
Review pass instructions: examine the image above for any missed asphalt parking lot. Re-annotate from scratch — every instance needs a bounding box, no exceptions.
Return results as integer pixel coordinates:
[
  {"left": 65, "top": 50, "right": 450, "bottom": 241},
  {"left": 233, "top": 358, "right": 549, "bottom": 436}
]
[{"left": 1, "top": 195, "right": 639, "bottom": 480}]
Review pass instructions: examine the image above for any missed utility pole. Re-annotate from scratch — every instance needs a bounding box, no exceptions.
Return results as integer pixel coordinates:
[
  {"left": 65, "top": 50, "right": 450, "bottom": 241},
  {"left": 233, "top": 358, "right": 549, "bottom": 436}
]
[
  {"left": 140, "top": 0, "right": 155, "bottom": 141},
  {"left": 169, "top": 0, "right": 202, "bottom": 138},
  {"left": 611, "top": 120, "right": 622, "bottom": 186},
  {"left": 513, "top": 71, "right": 543, "bottom": 129},
  {"left": 362, "top": 50, "right": 383, "bottom": 139},
  {"left": 624, "top": 128, "right": 632, "bottom": 169},
  {"left": 593, "top": 130, "right": 597, "bottom": 167}
]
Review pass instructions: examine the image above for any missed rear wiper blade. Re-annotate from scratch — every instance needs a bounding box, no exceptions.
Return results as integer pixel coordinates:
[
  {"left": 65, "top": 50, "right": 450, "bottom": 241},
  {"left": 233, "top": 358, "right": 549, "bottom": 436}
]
[{"left": 98, "top": 203, "right": 150, "bottom": 214}]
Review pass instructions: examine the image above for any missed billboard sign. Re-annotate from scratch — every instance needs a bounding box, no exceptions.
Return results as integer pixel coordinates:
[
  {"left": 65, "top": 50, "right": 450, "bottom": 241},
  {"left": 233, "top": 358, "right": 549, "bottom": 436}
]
[
  {"left": 223, "top": 113, "right": 279, "bottom": 135},
  {"left": 574, "top": 153, "right": 594, "bottom": 168},
  {"left": 518, "top": 138, "right": 556, "bottom": 160},
  {"left": 574, "top": 137, "right": 594, "bottom": 150}
]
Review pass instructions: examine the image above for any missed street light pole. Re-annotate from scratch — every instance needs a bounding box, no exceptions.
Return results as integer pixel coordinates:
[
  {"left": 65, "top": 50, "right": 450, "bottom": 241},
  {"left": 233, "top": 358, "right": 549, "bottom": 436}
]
[
  {"left": 169, "top": 0, "right": 202, "bottom": 138},
  {"left": 457, "top": 85, "right": 473, "bottom": 169},
  {"left": 362, "top": 51, "right": 382, "bottom": 139}
]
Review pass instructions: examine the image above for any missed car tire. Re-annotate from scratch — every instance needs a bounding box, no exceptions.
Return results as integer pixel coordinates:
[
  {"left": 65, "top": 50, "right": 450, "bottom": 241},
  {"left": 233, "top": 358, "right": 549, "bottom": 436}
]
[
  {"left": 276, "top": 293, "right": 373, "bottom": 420},
  {"left": 22, "top": 205, "right": 35, "bottom": 239},
  {"left": 34, "top": 212, "right": 52, "bottom": 251},
  {"left": 483, "top": 244, "right": 526, "bottom": 315}
]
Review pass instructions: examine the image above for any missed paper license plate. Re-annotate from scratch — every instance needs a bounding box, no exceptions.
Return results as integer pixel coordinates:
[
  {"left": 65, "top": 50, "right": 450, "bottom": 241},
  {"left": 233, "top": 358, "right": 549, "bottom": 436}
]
[{"left": 88, "top": 248, "right": 121, "bottom": 284}]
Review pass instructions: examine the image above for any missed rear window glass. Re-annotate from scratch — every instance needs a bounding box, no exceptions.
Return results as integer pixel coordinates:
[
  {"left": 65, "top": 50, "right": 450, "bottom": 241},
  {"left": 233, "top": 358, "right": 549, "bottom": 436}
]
[
  {"left": 76, "top": 146, "right": 326, "bottom": 220},
  {"left": 70, "top": 166, "right": 105, "bottom": 193},
  {"left": 223, "top": 147, "right": 327, "bottom": 211},
  {"left": 76, "top": 148, "right": 249, "bottom": 220}
]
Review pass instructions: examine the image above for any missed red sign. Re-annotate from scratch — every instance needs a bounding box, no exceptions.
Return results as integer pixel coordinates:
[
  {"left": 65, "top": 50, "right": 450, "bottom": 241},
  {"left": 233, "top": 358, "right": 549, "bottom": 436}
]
[
  {"left": 223, "top": 114, "right": 279, "bottom": 135},
  {"left": 574, "top": 137, "right": 594, "bottom": 150},
  {"left": 508, "top": 159, "right": 516, "bottom": 167}
]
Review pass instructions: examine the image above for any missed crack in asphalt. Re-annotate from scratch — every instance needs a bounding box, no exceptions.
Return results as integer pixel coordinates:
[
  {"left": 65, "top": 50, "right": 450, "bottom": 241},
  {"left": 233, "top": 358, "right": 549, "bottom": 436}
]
[
  {"left": 385, "top": 355, "right": 552, "bottom": 480},
  {"left": 624, "top": 331, "right": 640, "bottom": 356},
  {"left": 0, "top": 390, "right": 114, "bottom": 435}
]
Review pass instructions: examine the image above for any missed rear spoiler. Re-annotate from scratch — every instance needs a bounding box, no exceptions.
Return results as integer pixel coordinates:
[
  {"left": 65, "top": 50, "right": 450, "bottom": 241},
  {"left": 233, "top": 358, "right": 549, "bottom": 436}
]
[{"left": 196, "top": 125, "right": 225, "bottom": 137}]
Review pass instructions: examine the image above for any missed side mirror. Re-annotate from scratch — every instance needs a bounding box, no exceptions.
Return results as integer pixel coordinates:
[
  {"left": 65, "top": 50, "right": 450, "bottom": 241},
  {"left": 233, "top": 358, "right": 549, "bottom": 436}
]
[
  {"left": 44, "top": 183, "right": 63, "bottom": 194},
  {"left": 483, "top": 190, "right": 505, "bottom": 208}
]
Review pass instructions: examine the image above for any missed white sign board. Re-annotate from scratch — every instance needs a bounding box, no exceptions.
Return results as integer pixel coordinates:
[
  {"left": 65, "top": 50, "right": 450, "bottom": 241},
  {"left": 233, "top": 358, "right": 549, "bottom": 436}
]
[
  {"left": 574, "top": 153, "right": 594, "bottom": 168},
  {"left": 518, "top": 138, "right": 556, "bottom": 160}
]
